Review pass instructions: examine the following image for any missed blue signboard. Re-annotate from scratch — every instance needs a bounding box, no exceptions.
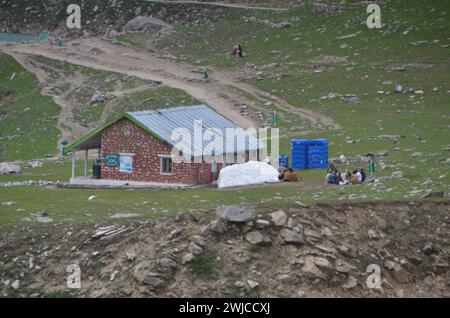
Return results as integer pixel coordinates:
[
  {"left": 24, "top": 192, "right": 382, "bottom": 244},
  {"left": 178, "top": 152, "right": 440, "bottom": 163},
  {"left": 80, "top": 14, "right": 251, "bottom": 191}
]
[
  {"left": 105, "top": 154, "right": 119, "bottom": 167},
  {"left": 119, "top": 155, "right": 133, "bottom": 173}
]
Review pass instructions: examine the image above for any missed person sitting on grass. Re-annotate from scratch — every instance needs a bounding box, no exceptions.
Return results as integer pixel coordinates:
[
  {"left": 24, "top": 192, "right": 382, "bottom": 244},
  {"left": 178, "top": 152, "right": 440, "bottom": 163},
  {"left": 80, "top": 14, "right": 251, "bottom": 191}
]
[
  {"left": 325, "top": 164, "right": 340, "bottom": 185},
  {"left": 351, "top": 169, "right": 366, "bottom": 184}
]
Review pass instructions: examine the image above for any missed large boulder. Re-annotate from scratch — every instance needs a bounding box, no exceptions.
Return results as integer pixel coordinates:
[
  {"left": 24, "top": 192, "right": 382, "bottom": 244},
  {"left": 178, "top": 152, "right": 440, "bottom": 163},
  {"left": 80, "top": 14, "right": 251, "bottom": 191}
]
[
  {"left": 216, "top": 205, "right": 255, "bottom": 223},
  {"left": 124, "top": 16, "right": 173, "bottom": 34},
  {"left": 0, "top": 162, "right": 21, "bottom": 175}
]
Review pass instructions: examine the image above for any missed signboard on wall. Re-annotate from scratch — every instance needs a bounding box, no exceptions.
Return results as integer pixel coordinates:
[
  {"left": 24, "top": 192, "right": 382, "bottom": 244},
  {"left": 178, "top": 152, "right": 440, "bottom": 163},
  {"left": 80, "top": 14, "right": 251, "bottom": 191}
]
[
  {"left": 105, "top": 154, "right": 119, "bottom": 167},
  {"left": 119, "top": 155, "right": 133, "bottom": 173}
]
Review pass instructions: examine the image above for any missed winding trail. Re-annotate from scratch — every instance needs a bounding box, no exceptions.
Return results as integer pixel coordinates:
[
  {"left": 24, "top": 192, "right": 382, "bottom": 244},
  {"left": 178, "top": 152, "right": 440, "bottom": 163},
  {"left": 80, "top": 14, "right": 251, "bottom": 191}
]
[
  {"left": 142, "top": 0, "right": 290, "bottom": 11},
  {"left": 1, "top": 37, "right": 340, "bottom": 139}
]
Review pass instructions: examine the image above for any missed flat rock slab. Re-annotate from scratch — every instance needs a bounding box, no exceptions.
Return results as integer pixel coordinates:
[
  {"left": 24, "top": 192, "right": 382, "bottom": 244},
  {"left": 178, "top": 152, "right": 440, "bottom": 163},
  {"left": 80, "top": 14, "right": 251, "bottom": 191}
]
[{"left": 216, "top": 205, "right": 255, "bottom": 223}]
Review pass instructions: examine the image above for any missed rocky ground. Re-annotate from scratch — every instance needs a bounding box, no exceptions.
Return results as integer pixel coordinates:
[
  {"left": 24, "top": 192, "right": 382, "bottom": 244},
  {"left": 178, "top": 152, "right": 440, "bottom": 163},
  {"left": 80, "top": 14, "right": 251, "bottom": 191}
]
[{"left": 1, "top": 201, "right": 449, "bottom": 298}]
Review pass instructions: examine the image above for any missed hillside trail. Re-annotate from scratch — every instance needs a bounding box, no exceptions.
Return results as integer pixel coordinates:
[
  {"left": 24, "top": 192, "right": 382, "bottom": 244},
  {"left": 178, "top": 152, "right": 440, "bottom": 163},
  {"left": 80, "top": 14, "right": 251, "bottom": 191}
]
[
  {"left": 5, "top": 52, "right": 89, "bottom": 147},
  {"left": 142, "top": 0, "right": 290, "bottom": 11},
  {"left": 1, "top": 37, "right": 340, "bottom": 133}
]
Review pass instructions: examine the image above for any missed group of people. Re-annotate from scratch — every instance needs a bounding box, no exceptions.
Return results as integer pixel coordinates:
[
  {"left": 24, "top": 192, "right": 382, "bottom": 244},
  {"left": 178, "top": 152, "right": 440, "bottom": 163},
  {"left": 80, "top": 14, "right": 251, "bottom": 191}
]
[{"left": 325, "top": 164, "right": 366, "bottom": 186}]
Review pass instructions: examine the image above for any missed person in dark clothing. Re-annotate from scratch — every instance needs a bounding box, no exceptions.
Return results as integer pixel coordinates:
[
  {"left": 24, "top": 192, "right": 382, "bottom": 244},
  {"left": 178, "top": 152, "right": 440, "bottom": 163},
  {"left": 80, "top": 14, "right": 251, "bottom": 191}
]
[{"left": 231, "top": 44, "right": 243, "bottom": 58}]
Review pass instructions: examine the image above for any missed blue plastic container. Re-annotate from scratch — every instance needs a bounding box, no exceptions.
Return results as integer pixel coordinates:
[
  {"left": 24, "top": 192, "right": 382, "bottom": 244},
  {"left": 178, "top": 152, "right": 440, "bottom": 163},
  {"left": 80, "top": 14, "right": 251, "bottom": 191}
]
[
  {"left": 278, "top": 155, "right": 289, "bottom": 169},
  {"left": 307, "top": 139, "right": 328, "bottom": 169},
  {"left": 291, "top": 139, "right": 308, "bottom": 170}
]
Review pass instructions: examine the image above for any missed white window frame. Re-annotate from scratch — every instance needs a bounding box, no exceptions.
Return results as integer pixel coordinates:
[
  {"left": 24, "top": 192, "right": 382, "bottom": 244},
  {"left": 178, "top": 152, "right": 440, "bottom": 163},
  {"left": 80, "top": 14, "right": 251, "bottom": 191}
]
[
  {"left": 119, "top": 153, "right": 135, "bottom": 174},
  {"left": 159, "top": 155, "right": 173, "bottom": 175}
]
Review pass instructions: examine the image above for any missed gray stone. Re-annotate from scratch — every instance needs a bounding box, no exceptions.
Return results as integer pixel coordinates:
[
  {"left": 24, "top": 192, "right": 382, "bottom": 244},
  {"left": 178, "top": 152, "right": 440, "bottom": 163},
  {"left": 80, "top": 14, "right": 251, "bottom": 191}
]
[
  {"left": 181, "top": 253, "right": 194, "bottom": 264},
  {"left": 302, "top": 256, "right": 328, "bottom": 279},
  {"left": 159, "top": 257, "right": 178, "bottom": 270},
  {"left": 1, "top": 201, "right": 16, "bottom": 206},
  {"left": 245, "top": 231, "right": 270, "bottom": 245},
  {"left": 189, "top": 235, "right": 206, "bottom": 247},
  {"left": 423, "top": 242, "right": 438, "bottom": 256},
  {"left": 255, "top": 219, "right": 270, "bottom": 228},
  {"left": 270, "top": 210, "right": 287, "bottom": 226},
  {"left": 391, "top": 171, "right": 403, "bottom": 180},
  {"left": 124, "top": 16, "right": 173, "bottom": 34},
  {"left": 210, "top": 219, "right": 227, "bottom": 233},
  {"left": 144, "top": 276, "right": 166, "bottom": 288},
  {"left": 216, "top": 205, "right": 255, "bottom": 223},
  {"left": 0, "top": 163, "right": 21, "bottom": 175},
  {"left": 11, "top": 280, "right": 20, "bottom": 290},
  {"left": 234, "top": 281, "right": 245, "bottom": 288},
  {"left": 314, "top": 257, "right": 331, "bottom": 269},
  {"left": 90, "top": 91, "right": 108, "bottom": 103},
  {"left": 28, "top": 160, "right": 43, "bottom": 168},
  {"left": 189, "top": 242, "right": 204, "bottom": 255},
  {"left": 280, "top": 228, "right": 304, "bottom": 245},
  {"left": 247, "top": 280, "right": 259, "bottom": 289},
  {"left": 335, "top": 259, "right": 356, "bottom": 273},
  {"left": 343, "top": 276, "right": 358, "bottom": 289}
]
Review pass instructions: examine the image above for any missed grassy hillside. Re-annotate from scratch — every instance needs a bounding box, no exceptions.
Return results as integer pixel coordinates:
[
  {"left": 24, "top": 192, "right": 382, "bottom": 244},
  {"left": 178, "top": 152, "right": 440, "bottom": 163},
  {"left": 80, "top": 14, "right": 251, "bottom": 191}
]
[{"left": 0, "top": 53, "right": 60, "bottom": 161}]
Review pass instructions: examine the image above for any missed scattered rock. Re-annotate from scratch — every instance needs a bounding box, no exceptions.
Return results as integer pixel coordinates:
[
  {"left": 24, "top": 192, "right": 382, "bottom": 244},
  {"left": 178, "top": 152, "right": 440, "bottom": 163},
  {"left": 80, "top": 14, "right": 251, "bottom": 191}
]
[
  {"left": 270, "top": 210, "right": 287, "bottom": 226},
  {"left": 302, "top": 256, "right": 328, "bottom": 279},
  {"left": 343, "top": 276, "right": 358, "bottom": 289},
  {"left": 1, "top": 201, "right": 16, "bottom": 206},
  {"left": 126, "top": 252, "right": 136, "bottom": 262},
  {"left": 0, "top": 162, "right": 21, "bottom": 175},
  {"left": 189, "top": 242, "right": 204, "bottom": 255},
  {"left": 423, "top": 242, "right": 438, "bottom": 256},
  {"left": 28, "top": 160, "right": 43, "bottom": 168},
  {"left": 423, "top": 191, "right": 444, "bottom": 198},
  {"left": 247, "top": 280, "right": 259, "bottom": 289},
  {"left": 124, "top": 16, "right": 173, "bottom": 34},
  {"left": 280, "top": 228, "right": 304, "bottom": 245},
  {"left": 90, "top": 91, "right": 108, "bottom": 103},
  {"left": 335, "top": 259, "right": 356, "bottom": 273},
  {"left": 11, "top": 280, "right": 20, "bottom": 290},
  {"left": 216, "top": 205, "right": 255, "bottom": 223},
  {"left": 245, "top": 231, "right": 270, "bottom": 245},
  {"left": 181, "top": 253, "right": 194, "bottom": 264}
]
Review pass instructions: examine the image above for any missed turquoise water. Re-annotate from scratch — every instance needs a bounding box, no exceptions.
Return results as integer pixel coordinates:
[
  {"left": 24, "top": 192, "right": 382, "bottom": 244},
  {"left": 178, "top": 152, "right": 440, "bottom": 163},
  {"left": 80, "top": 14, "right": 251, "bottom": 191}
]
[{"left": 0, "top": 32, "right": 49, "bottom": 43}]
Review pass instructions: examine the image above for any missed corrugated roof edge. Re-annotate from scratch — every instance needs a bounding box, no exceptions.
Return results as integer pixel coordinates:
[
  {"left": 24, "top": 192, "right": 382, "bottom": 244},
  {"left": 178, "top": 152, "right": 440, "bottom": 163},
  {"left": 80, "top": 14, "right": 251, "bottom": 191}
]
[
  {"left": 64, "top": 104, "right": 264, "bottom": 155},
  {"left": 63, "top": 113, "right": 164, "bottom": 155}
]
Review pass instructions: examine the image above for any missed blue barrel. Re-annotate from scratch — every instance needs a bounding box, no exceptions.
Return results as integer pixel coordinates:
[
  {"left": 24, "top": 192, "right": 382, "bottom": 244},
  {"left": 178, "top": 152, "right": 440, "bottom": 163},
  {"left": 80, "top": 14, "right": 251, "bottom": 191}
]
[
  {"left": 291, "top": 139, "right": 308, "bottom": 170},
  {"left": 307, "top": 139, "right": 328, "bottom": 169},
  {"left": 278, "top": 155, "right": 289, "bottom": 169}
]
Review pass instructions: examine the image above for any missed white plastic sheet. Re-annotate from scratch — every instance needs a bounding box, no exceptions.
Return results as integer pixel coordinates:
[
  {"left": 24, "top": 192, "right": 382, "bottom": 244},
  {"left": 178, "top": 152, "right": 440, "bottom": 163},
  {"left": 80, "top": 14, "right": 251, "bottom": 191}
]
[{"left": 218, "top": 161, "right": 280, "bottom": 189}]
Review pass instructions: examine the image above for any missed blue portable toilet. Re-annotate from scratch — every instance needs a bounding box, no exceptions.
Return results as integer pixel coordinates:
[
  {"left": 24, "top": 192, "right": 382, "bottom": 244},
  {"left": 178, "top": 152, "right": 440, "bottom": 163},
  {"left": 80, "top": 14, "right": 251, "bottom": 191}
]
[
  {"left": 291, "top": 139, "right": 308, "bottom": 170},
  {"left": 307, "top": 139, "right": 328, "bottom": 169},
  {"left": 278, "top": 155, "right": 289, "bottom": 169}
]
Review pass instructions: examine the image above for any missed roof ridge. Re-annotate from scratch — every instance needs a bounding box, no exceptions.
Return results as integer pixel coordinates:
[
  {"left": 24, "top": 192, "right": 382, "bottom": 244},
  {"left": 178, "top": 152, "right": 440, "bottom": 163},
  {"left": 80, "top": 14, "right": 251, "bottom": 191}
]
[{"left": 128, "top": 104, "right": 208, "bottom": 116}]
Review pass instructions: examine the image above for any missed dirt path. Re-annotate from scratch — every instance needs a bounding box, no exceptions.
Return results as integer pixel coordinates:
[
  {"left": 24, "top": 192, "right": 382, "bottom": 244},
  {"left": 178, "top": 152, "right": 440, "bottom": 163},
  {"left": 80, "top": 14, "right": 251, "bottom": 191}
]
[
  {"left": 1, "top": 37, "right": 340, "bottom": 136},
  {"left": 142, "top": 0, "right": 290, "bottom": 11},
  {"left": 6, "top": 52, "right": 89, "bottom": 148}
]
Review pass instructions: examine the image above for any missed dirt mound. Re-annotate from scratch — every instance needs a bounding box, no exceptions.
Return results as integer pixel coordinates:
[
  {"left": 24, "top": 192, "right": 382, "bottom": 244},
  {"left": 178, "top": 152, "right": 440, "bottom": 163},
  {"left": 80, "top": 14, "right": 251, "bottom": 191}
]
[{"left": 1, "top": 200, "right": 449, "bottom": 298}]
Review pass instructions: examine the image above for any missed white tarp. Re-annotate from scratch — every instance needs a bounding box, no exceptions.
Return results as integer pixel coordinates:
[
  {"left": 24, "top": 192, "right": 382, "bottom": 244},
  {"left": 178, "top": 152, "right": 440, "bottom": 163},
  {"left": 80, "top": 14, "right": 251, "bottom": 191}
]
[{"left": 218, "top": 161, "right": 280, "bottom": 189}]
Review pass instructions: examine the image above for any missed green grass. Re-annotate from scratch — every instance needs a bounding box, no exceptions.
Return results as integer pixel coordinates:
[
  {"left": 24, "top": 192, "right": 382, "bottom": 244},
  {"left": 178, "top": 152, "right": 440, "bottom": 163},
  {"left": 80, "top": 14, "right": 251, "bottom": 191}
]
[
  {"left": 0, "top": 53, "right": 60, "bottom": 161},
  {"left": 190, "top": 249, "right": 218, "bottom": 280},
  {"left": 0, "top": 0, "right": 449, "bottom": 228}
]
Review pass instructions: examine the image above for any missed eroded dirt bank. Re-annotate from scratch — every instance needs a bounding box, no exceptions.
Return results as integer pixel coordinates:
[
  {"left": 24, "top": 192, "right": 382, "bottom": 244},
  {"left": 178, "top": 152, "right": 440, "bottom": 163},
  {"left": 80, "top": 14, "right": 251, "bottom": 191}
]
[{"left": 1, "top": 200, "right": 449, "bottom": 298}]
